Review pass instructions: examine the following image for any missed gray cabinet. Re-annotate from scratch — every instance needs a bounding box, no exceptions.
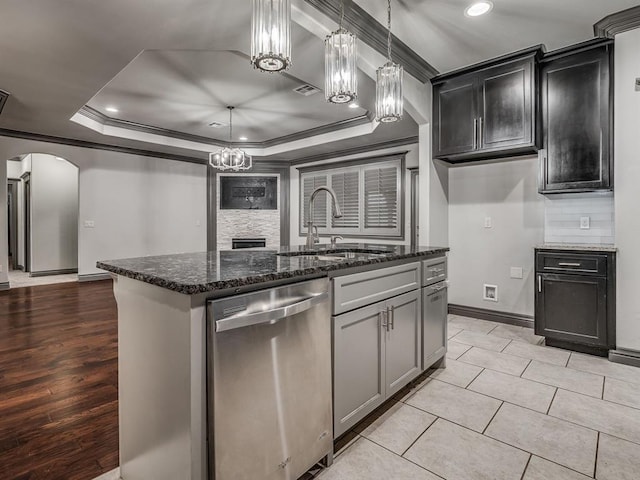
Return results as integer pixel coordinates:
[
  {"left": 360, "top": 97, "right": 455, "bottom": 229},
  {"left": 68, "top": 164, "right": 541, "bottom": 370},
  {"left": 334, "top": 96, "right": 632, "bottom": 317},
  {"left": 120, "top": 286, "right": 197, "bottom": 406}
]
[
  {"left": 333, "top": 289, "right": 421, "bottom": 438},
  {"left": 423, "top": 283, "right": 448, "bottom": 369},
  {"left": 384, "top": 291, "right": 422, "bottom": 397},
  {"left": 333, "top": 301, "right": 385, "bottom": 438}
]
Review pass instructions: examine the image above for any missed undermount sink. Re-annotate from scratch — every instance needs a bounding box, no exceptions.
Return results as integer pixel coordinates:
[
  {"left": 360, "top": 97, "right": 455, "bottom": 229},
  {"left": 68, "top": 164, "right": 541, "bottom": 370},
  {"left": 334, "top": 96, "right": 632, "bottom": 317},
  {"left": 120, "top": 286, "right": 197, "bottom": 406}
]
[{"left": 277, "top": 248, "right": 389, "bottom": 259}]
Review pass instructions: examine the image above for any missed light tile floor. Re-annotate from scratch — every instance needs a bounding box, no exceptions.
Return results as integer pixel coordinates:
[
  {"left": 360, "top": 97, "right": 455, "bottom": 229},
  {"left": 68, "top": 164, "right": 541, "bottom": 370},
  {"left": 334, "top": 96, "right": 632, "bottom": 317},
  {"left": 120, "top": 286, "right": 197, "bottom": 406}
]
[{"left": 316, "top": 314, "right": 640, "bottom": 480}]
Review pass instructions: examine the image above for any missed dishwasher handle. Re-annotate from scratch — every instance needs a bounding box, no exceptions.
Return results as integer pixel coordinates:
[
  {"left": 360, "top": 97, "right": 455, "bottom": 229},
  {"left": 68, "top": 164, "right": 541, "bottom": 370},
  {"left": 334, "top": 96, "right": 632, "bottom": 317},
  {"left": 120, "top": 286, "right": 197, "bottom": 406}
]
[{"left": 215, "top": 292, "right": 328, "bottom": 332}]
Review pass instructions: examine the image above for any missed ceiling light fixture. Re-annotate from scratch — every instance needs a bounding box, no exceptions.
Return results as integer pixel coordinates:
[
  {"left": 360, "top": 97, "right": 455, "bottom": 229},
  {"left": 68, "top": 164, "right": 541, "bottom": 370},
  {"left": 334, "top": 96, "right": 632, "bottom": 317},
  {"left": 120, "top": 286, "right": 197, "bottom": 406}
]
[
  {"left": 209, "top": 107, "right": 252, "bottom": 171},
  {"left": 324, "top": 0, "right": 358, "bottom": 104},
  {"left": 375, "top": 0, "right": 403, "bottom": 123},
  {"left": 465, "top": 1, "right": 493, "bottom": 17},
  {"left": 105, "top": 106, "right": 119, "bottom": 113},
  {"left": 251, "top": 0, "right": 291, "bottom": 72}
]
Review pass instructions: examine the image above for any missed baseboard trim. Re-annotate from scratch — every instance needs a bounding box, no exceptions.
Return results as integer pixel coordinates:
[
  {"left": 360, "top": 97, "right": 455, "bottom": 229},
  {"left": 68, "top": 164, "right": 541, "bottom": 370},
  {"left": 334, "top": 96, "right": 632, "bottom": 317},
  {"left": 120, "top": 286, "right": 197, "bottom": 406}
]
[
  {"left": 78, "top": 273, "right": 112, "bottom": 283},
  {"left": 30, "top": 268, "right": 78, "bottom": 277},
  {"left": 448, "top": 304, "right": 534, "bottom": 329},
  {"left": 609, "top": 348, "right": 640, "bottom": 368},
  {"left": 0, "top": 282, "right": 10, "bottom": 291}
]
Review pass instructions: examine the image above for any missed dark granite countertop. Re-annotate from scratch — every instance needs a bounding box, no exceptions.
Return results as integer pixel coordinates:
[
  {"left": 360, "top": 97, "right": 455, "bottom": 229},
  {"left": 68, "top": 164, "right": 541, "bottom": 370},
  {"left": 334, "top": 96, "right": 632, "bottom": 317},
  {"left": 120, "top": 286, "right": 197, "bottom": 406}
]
[{"left": 97, "top": 244, "right": 449, "bottom": 295}]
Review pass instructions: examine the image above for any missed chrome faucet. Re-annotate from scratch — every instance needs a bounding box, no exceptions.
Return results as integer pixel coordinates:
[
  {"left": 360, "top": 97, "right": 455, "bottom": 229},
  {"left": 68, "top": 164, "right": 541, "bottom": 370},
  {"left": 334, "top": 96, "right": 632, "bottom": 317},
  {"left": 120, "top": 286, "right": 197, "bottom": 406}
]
[{"left": 307, "top": 186, "right": 343, "bottom": 248}]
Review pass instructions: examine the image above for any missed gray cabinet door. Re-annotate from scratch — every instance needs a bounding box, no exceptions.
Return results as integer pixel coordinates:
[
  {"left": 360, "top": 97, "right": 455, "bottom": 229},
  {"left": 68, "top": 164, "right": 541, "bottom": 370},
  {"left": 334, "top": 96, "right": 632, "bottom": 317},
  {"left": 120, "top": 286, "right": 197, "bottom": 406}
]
[
  {"left": 423, "top": 284, "right": 448, "bottom": 370},
  {"left": 333, "top": 302, "right": 385, "bottom": 438},
  {"left": 384, "top": 290, "right": 422, "bottom": 397}
]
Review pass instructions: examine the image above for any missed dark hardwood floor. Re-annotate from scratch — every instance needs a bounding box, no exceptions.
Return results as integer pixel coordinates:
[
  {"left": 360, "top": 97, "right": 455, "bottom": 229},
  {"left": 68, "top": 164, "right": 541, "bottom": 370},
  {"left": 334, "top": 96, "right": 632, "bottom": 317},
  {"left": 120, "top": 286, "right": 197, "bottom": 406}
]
[{"left": 0, "top": 280, "right": 119, "bottom": 480}]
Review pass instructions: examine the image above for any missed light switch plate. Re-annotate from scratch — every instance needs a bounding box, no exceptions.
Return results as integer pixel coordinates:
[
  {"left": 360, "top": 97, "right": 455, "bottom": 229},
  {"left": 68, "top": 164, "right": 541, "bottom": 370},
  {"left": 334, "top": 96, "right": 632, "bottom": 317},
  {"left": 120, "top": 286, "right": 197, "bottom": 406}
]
[
  {"left": 83, "top": 220, "right": 95, "bottom": 228},
  {"left": 580, "top": 216, "right": 590, "bottom": 229},
  {"left": 484, "top": 217, "right": 492, "bottom": 228}
]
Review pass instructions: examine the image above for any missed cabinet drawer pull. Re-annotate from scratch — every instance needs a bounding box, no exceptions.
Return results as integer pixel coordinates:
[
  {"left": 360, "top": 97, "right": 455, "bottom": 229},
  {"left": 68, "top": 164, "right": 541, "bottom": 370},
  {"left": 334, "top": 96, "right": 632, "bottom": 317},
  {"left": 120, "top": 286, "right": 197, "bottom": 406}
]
[
  {"left": 389, "top": 306, "right": 395, "bottom": 330},
  {"left": 380, "top": 310, "right": 389, "bottom": 332},
  {"left": 473, "top": 118, "right": 478, "bottom": 150},
  {"left": 478, "top": 116, "right": 483, "bottom": 147},
  {"left": 538, "top": 275, "right": 541, "bottom": 293},
  {"left": 430, "top": 268, "right": 445, "bottom": 274},
  {"left": 558, "top": 262, "right": 581, "bottom": 267}
]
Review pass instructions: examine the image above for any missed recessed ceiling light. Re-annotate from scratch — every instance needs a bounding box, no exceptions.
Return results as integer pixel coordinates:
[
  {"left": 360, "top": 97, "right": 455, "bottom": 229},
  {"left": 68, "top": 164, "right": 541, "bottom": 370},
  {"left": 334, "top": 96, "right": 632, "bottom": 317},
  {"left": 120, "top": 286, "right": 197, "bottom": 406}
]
[
  {"left": 465, "top": 1, "right": 493, "bottom": 17},
  {"left": 105, "top": 106, "right": 119, "bottom": 113},
  {"left": 239, "top": 136, "right": 248, "bottom": 141},
  {"left": 349, "top": 103, "right": 359, "bottom": 109}
]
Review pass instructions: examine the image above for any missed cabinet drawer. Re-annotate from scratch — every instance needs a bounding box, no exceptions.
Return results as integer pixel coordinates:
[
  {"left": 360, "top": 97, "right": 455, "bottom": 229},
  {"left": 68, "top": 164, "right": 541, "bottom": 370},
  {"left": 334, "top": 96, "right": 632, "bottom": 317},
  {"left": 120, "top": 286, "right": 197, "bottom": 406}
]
[
  {"left": 333, "top": 262, "right": 420, "bottom": 315},
  {"left": 536, "top": 252, "right": 606, "bottom": 276},
  {"left": 422, "top": 256, "right": 447, "bottom": 287}
]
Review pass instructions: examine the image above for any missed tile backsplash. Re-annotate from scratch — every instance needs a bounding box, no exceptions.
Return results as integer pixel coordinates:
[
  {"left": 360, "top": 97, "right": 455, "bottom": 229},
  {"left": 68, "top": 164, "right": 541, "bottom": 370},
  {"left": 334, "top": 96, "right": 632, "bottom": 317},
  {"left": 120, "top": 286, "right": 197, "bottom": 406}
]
[{"left": 544, "top": 193, "right": 615, "bottom": 245}]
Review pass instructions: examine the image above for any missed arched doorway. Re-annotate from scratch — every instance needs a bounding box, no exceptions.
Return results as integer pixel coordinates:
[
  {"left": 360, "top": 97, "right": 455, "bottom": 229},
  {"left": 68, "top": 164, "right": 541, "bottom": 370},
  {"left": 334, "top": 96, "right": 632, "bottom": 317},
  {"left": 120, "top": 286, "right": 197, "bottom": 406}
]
[{"left": 6, "top": 153, "right": 79, "bottom": 288}]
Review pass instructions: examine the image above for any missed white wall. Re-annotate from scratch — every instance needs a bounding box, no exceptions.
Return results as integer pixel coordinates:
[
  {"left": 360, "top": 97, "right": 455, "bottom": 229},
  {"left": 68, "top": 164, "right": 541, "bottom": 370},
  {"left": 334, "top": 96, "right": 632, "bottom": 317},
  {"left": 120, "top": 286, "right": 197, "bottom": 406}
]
[
  {"left": 7, "top": 160, "right": 21, "bottom": 179},
  {"left": 29, "top": 154, "right": 79, "bottom": 273},
  {"left": 448, "top": 157, "right": 545, "bottom": 316},
  {"left": 0, "top": 137, "right": 207, "bottom": 282},
  {"left": 289, "top": 144, "right": 419, "bottom": 246},
  {"left": 614, "top": 28, "right": 640, "bottom": 352}
]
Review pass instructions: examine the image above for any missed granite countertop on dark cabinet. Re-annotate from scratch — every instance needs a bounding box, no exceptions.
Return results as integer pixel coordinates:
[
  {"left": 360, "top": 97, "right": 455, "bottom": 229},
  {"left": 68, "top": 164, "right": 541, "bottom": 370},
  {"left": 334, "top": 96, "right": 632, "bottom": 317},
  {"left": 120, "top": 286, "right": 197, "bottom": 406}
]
[
  {"left": 97, "top": 244, "right": 450, "bottom": 295},
  {"left": 535, "top": 244, "right": 617, "bottom": 253}
]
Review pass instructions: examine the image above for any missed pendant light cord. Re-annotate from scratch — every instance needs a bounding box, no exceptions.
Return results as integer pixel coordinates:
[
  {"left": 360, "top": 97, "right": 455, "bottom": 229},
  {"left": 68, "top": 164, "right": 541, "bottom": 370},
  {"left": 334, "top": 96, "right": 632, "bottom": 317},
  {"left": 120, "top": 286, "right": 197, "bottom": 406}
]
[
  {"left": 386, "top": 0, "right": 392, "bottom": 61},
  {"left": 228, "top": 106, "right": 234, "bottom": 142},
  {"left": 340, "top": 0, "right": 344, "bottom": 30}
]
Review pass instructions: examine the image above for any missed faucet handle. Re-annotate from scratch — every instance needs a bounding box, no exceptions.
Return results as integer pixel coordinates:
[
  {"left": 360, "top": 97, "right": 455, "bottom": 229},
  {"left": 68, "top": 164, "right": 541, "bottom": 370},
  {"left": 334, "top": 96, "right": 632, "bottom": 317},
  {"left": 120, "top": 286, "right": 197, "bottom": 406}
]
[
  {"left": 312, "top": 225, "right": 320, "bottom": 244},
  {"left": 330, "top": 235, "right": 343, "bottom": 247}
]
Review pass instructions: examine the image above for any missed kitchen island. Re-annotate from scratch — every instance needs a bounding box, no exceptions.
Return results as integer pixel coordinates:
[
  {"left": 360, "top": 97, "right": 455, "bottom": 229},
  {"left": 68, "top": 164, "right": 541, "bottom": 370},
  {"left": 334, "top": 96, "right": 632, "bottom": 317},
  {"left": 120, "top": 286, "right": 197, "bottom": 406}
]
[{"left": 98, "top": 244, "right": 449, "bottom": 480}]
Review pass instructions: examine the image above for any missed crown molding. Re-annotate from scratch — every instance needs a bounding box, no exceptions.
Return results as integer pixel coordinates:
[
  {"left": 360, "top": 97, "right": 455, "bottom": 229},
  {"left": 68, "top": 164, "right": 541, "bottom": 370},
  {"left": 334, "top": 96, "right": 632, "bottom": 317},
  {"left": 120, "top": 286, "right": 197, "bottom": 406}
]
[
  {"left": 594, "top": 5, "right": 640, "bottom": 38},
  {"left": 78, "top": 106, "right": 372, "bottom": 150},
  {"left": 289, "top": 135, "right": 418, "bottom": 165},
  {"left": 0, "top": 128, "right": 207, "bottom": 165},
  {"left": 0, "top": 90, "right": 10, "bottom": 115},
  {"left": 304, "top": 0, "right": 438, "bottom": 83}
]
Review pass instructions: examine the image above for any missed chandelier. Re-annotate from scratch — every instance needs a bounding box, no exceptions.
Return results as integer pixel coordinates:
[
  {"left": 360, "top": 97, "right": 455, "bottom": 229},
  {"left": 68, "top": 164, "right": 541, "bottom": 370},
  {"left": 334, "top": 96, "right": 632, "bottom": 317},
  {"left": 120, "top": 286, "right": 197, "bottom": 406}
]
[
  {"left": 251, "top": 0, "right": 292, "bottom": 72},
  {"left": 375, "top": 0, "right": 403, "bottom": 123},
  {"left": 209, "top": 107, "right": 252, "bottom": 171},
  {"left": 324, "top": 0, "right": 357, "bottom": 104}
]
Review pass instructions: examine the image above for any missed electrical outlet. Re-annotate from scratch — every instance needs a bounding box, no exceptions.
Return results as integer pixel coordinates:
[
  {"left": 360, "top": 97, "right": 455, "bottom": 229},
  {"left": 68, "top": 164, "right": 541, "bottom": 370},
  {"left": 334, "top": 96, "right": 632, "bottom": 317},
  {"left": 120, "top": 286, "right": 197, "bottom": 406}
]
[
  {"left": 83, "top": 220, "right": 95, "bottom": 228},
  {"left": 484, "top": 217, "right": 492, "bottom": 228},
  {"left": 510, "top": 267, "right": 523, "bottom": 279},
  {"left": 580, "top": 216, "right": 590, "bottom": 230},
  {"left": 636, "top": 78, "right": 640, "bottom": 91}
]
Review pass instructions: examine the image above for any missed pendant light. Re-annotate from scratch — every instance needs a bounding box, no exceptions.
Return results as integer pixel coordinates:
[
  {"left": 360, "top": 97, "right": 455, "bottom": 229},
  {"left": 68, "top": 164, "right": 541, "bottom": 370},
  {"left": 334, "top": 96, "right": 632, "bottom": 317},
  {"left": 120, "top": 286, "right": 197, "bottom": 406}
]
[
  {"left": 209, "top": 107, "right": 252, "bottom": 171},
  {"left": 324, "top": 0, "right": 358, "bottom": 104},
  {"left": 251, "top": 0, "right": 292, "bottom": 72},
  {"left": 375, "top": 0, "right": 403, "bottom": 123}
]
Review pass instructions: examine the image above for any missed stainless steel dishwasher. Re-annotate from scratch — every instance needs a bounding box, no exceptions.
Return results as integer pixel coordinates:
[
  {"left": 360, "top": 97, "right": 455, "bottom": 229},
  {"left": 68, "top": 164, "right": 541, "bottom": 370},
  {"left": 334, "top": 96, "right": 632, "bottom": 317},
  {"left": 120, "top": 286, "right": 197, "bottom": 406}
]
[{"left": 207, "top": 277, "right": 333, "bottom": 480}]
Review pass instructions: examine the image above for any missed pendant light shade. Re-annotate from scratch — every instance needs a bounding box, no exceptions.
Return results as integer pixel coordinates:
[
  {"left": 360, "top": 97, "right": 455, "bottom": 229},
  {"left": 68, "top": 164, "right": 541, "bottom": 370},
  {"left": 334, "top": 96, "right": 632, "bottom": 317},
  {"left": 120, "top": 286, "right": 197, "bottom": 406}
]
[
  {"left": 375, "top": 0, "right": 403, "bottom": 123},
  {"left": 324, "top": 2, "right": 357, "bottom": 104},
  {"left": 376, "top": 61, "right": 403, "bottom": 122},
  {"left": 251, "top": 0, "right": 292, "bottom": 72},
  {"left": 209, "top": 107, "right": 252, "bottom": 171}
]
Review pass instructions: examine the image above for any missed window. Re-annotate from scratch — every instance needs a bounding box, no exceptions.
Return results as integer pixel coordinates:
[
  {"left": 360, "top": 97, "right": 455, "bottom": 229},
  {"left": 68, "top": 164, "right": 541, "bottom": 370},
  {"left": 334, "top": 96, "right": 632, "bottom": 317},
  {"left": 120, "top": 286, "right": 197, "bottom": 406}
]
[{"left": 299, "top": 154, "right": 404, "bottom": 239}]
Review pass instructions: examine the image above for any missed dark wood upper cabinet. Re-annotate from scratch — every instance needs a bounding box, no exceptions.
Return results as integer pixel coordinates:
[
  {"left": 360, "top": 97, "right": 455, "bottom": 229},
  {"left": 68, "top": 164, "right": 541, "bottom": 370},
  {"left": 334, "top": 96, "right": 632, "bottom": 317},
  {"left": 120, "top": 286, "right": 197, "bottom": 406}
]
[
  {"left": 432, "top": 46, "right": 542, "bottom": 163},
  {"left": 539, "top": 40, "right": 613, "bottom": 194}
]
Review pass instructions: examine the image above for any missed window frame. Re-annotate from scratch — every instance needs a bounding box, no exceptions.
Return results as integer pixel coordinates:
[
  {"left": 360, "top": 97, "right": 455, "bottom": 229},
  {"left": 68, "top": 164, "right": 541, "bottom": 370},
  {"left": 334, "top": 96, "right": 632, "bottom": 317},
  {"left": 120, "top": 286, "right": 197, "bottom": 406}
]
[{"left": 298, "top": 153, "right": 406, "bottom": 240}]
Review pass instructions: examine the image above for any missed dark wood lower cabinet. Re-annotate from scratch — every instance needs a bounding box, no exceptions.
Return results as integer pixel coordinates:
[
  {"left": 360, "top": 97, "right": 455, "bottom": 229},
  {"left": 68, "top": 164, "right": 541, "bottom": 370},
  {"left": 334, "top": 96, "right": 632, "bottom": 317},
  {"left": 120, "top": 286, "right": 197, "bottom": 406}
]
[{"left": 535, "top": 249, "right": 616, "bottom": 356}]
